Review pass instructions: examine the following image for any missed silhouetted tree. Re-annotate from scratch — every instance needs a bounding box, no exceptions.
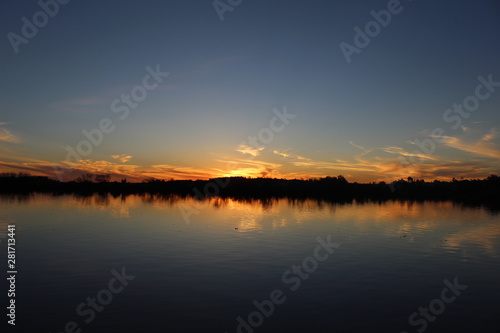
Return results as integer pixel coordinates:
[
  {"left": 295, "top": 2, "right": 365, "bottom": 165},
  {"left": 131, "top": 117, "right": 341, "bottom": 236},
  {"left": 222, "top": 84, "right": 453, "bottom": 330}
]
[
  {"left": 0, "top": 172, "right": 17, "bottom": 178},
  {"left": 487, "top": 174, "right": 500, "bottom": 183},
  {"left": 95, "top": 173, "right": 111, "bottom": 183},
  {"left": 75, "top": 173, "right": 94, "bottom": 183},
  {"left": 337, "top": 175, "right": 348, "bottom": 184}
]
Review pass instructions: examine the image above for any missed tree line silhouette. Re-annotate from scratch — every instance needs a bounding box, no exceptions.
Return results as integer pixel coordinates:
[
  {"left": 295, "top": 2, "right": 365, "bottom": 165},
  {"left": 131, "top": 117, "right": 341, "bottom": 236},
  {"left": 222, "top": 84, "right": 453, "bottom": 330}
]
[{"left": 1, "top": 172, "right": 499, "bottom": 208}]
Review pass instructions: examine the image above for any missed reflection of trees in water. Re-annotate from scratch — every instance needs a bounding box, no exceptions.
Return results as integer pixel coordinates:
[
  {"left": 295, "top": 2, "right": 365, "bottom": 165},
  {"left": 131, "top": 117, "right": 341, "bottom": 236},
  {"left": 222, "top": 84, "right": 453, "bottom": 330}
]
[
  {"left": 72, "top": 193, "right": 94, "bottom": 206},
  {"left": 139, "top": 193, "right": 157, "bottom": 205},
  {"left": 138, "top": 193, "right": 180, "bottom": 206},
  {"left": 0, "top": 193, "right": 34, "bottom": 204},
  {"left": 287, "top": 197, "right": 347, "bottom": 212},
  {"left": 94, "top": 193, "right": 110, "bottom": 206},
  {"left": 1, "top": 191, "right": 499, "bottom": 217},
  {"left": 230, "top": 197, "right": 275, "bottom": 210},
  {"left": 212, "top": 197, "right": 227, "bottom": 209},
  {"left": 69, "top": 192, "right": 113, "bottom": 207},
  {"left": 0, "top": 194, "right": 498, "bottom": 216}
]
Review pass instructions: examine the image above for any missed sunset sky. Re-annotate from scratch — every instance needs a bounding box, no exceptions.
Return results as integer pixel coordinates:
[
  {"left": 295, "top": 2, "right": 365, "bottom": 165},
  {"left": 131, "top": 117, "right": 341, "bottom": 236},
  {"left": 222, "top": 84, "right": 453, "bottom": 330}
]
[{"left": 1, "top": 0, "right": 499, "bottom": 182}]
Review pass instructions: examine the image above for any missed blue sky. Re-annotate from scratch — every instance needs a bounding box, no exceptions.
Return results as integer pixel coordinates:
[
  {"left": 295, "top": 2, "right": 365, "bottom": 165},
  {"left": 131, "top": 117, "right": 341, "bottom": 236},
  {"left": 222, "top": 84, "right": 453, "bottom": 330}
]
[{"left": 1, "top": 0, "right": 499, "bottom": 182}]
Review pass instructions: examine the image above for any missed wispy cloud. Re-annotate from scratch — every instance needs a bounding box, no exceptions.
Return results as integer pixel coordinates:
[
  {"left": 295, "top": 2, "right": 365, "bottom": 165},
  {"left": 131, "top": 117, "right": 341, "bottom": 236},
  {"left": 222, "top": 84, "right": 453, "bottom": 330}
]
[
  {"left": 273, "top": 150, "right": 309, "bottom": 160},
  {"left": 0, "top": 124, "right": 19, "bottom": 143},
  {"left": 432, "top": 129, "right": 500, "bottom": 159},
  {"left": 349, "top": 141, "right": 369, "bottom": 153},
  {"left": 147, "top": 164, "right": 215, "bottom": 180},
  {"left": 382, "top": 160, "right": 496, "bottom": 180},
  {"left": 236, "top": 144, "right": 264, "bottom": 157},
  {"left": 0, "top": 158, "right": 142, "bottom": 182},
  {"left": 111, "top": 154, "right": 132, "bottom": 163},
  {"left": 292, "top": 159, "right": 380, "bottom": 173},
  {"left": 382, "top": 146, "right": 437, "bottom": 160},
  {"left": 215, "top": 158, "right": 282, "bottom": 178},
  {"left": 481, "top": 130, "right": 497, "bottom": 142}
]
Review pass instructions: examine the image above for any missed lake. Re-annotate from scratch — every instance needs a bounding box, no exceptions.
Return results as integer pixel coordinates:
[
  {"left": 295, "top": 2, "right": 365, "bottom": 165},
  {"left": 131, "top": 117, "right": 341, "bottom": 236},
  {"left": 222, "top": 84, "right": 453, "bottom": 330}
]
[{"left": 1, "top": 193, "right": 499, "bottom": 332}]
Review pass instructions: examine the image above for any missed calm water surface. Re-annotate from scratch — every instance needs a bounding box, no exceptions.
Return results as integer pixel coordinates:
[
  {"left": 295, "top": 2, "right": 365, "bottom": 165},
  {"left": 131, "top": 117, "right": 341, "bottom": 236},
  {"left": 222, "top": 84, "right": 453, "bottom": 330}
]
[{"left": 1, "top": 193, "right": 499, "bottom": 332}]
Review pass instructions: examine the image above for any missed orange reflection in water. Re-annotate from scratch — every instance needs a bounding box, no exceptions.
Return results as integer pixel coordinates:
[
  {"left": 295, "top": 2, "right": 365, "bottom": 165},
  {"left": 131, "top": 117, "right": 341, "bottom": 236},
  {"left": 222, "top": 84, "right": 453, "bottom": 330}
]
[{"left": 1, "top": 193, "right": 499, "bottom": 257}]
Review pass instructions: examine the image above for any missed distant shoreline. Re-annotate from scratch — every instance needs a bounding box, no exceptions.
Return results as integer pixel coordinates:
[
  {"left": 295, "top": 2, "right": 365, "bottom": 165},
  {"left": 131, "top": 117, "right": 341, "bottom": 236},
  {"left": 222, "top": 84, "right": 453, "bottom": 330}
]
[{"left": 1, "top": 174, "right": 499, "bottom": 210}]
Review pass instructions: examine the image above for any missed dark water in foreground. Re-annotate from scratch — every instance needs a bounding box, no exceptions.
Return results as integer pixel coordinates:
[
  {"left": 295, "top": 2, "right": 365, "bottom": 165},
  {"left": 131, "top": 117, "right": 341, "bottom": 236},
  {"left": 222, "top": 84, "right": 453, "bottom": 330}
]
[{"left": 1, "top": 193, "right": 499, "bottom": 333}]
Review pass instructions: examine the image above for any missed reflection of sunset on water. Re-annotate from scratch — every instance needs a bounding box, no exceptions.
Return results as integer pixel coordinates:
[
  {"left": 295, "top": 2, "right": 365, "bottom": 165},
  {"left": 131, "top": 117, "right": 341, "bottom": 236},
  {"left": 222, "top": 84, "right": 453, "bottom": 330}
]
[
  {"left": 2, "top": 193, "right": 499, "bottom": 259},
  {"left": 1, "top": 192, "right": 499, "bottom": 332}
]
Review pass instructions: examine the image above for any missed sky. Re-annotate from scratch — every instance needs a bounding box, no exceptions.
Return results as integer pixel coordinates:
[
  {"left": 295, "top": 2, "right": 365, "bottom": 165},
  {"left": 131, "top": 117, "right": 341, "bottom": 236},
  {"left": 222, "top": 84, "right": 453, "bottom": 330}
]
[{"left": 1, "top": 0, "right": 500, "bottom": 182}]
